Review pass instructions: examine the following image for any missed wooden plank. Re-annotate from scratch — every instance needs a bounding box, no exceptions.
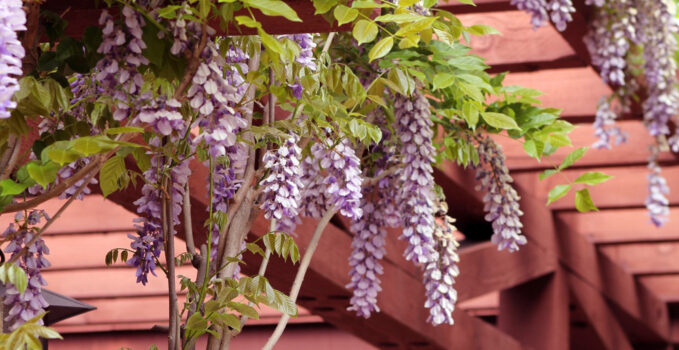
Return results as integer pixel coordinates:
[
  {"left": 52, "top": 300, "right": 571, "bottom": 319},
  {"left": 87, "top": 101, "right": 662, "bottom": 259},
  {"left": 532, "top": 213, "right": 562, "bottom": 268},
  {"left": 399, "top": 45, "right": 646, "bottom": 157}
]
[
  {"left": 568, "top": 271, "right": 634, "bottom": 350},
  {"left": 549, "top": 212, "right": 670, "bottom": 341},
  {"left": 502, "top": 68, "right": 611, "bottom": 119},
  {"left": 556, "top": 209, "right": 679, "bottom": 244},
  {"left": 439, "top": 0, "right": 514, "bottom": 14},
  {"left": 499, "top": 270, "right": 569, "bottom": 350},
  {"left": 599, "top": 243, "right": 679, "bottom": 276},
  {"left": 456, "top": 241, "right": 557, "bottom": 302},
  {"left": 639, "top": 276, "right": 679, "bottom": 303},
  {"left": 497, "top": 120, "right": 674, "bottom": 172},
  {"left": 513, "top": 165, "right": 679, "bottom": 211},
  {"left": 458, "top": 10, "right": 580, "bottom": 72}
]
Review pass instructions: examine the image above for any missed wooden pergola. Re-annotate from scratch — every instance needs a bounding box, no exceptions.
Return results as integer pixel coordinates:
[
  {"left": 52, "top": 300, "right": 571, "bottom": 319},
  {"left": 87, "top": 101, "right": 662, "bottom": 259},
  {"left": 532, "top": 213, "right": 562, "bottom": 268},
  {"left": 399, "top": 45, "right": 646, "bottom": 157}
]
[{"left": 43, "top": 0, "right": 679, "bottom": 349}]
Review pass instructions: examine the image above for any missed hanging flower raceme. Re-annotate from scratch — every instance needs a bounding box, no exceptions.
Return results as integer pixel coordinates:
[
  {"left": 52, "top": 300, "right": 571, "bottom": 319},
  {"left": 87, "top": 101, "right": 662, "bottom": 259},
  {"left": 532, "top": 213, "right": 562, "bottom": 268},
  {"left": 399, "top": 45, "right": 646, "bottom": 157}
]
[
  {"left": 347, "top": 200, "right": 387, "bottom": 318},
  {"left": 315, "top": 139, "right": 364, "bottom": 219},
  {"left": 510, "top": 0, "right": 549, "bottom": 29},
  {"left": 394, "top": 92, "right": 437, "bottom": 265},
  {"left": 0, "top": 0, "right": 26, "bottom": 119},
  {"left": 592, "top": 98, "right": 627, "bottom": 149},
  {"left": 129, "top": 142, "right": 191, "bottom": 284},
  {"left": 423, "top": 199, "right": 460, "bottom": 326},
  {"left": 547, "top": 0, "right": 575, "bottom": 31},
  {"left": 260, "top": 133, "right": 304, "bottom": 233},
  {"left": 95, "top": 7, "right": 150, "bottom": 122},
  {"left": 646, "top": 146, "right": 670, "bottom": 227},
  {"left": 584, "top": 4, "right": 629, "bottom": 87},
  {"left": 137, "top": 98, "right": 185, "bottom": 136},
  {"left": 2, "top": 210, "right": 51, "bottom": 330},
  {"left": 282, "top": 34, "right": 317, "bottom": 71},
  {"left": 636, "top": 0, "right": 679, "bottom": 139},
  {"left": 299, "top": 143, "right": 331, "bottom": 219},
  {"left": 475, "top": 137, "right": 527, "bottom": 252}
]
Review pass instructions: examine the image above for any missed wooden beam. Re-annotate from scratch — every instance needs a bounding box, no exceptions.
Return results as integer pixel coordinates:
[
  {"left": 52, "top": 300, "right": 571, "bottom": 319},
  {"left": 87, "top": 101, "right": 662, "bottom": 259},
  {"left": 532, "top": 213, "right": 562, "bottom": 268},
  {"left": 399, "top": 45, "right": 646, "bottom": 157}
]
[
  {"left": 457, "top": 10, "right": 583, "bottom": 73},
  {"left": 438, "top": 0, "right": 514, "bottom": 14},
  {"left": 499, "top": 269, "right": 569, "bottom": 350},
  {"left": 639, "top": 276, "right": 679, "bottom": 303},
  {"left": 502, "top": 68, "right": 612, "bottom": 119},
  {"left": 550, "top": 212, "right": 670, "bottom": 341},
  {"left": 513, "top": 165, "right": 679, "bottom": 211},
  {"left": 568, "top": 271, "right": 634, "bottom": 350},
  {"left": 556, "top": 209, "right": 679, "bottom": 244},
  {"left": 497, "top": 120, "right": 675, "bottom": 172},
  {"left": 599, "top": 243, "right": 679, "bottom": 276}
]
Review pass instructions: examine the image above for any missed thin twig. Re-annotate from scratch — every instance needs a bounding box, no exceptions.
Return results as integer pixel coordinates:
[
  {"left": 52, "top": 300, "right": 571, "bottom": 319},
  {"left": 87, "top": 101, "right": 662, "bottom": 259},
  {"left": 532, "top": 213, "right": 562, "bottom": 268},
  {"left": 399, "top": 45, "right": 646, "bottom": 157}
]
[
  {"left": 261, "top": 207, "right": 338, "bottom": 350},
  {"left": 0, "top": 135, "right": 20, "bottom": 181},
  {"left": 7, "top": 170, "right": 97, "bottom": 265},
  {"left": 183, "top": 184, "right": 196, "bottom": 256}
]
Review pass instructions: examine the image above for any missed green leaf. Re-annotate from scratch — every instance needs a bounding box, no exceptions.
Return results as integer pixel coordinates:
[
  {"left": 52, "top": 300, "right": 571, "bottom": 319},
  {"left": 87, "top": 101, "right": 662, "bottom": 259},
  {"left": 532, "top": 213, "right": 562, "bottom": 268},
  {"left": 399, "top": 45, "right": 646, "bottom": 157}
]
[
  {"left": 461, "top": 101, "right": 479, "bottom": 128},
  {"left": 312, "top": 0, "right": 337, "bottom": 14},
  {"left": 72, "top": 137, "right": 103, "bottom": 156},
  {"left": 333, "top": 5, "right": 359, "bottom": 26},
  {"left": 0, "top": 179, "right": 28, "bottom": 196},
  {"left": 374, "top": 13, "right": 423, "bottom": 24},
  {"left": 480, "top": 112, "right": 520, "bottom": 130},
  {"left": 466, "top": 24, "right": 500, "bottom": 35},
  {"left": 539, "top": 169, "right": 557, "bottom": 181},
  {"left": 558, "top": 147, "right": 587, "bottom": 171},
  {"left": 132, "top": 148, "right": 151, "bottom": 172},
  {"left": 258, "top": 28, "right": 284, "bottom": 55},
  {"left": 186, "top": 313, "right": 208, "bottom": 331},
  {"left": 368, "top": 37, "right": 394, "bottom": 62},
  {"left": 99, "top": 155, "right": 127, "bottom": 197},
  {"left": 352, "top": 20, "right": 378, "bottom": 45},
  {"left": 243, "top": 0, "right": 301, "bottom": 22},
  {"left": 547, "top": 184, "right": 571, "bottom": 205},
  {"left": 106, "top": 126, "right": 145, "bottom": 135},
  {"left": 574, "top": 171, "right": 612, "bottom": 186},
  {"left": 575, "top": 188, "right": 598, "bottom": 212},
  {"left": 27, "top": 162, "right": 60, "bottom": 189},
  {"left": 432, "top": 72, "right": 455, "bottom": 90},
  {"left": 229, "top": 302, "right": 259, "bottom": 319},
  {"left": 523, "top": 140, "right": 539, "bottom": 159},
  {"left": 0, "top": 264, "right": 28, "bottom": 294},
  {"left": 217, "top": 313, "right": 241, "bottom": 331},
  {"left": 44, "top": 141, "right": 82, "bottom": 165},
  {"left": 235, "top": 15, "right": 261, "bottom": 28}
]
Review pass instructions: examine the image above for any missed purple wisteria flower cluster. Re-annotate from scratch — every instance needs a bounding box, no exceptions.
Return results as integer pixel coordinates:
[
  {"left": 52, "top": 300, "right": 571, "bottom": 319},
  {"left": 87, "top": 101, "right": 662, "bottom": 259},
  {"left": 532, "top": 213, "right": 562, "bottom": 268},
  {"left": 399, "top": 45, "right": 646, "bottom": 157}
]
[
  {"left": 510, "top": 0, "right": 574, "bottom": 31},
  {"left": 0, "top": 0, "right": 26, "bottom": 119},
  {"left": 138, "top": 98, "right": 185, "bottom": 136},
  {"left": 260, "top": 133, "right": 304, "bottom": 233},
  {"left": 2, "top": 210, "right": 50, "bottom": 330},
  {"left": 584, "top": 4, "right": 629, "bottom": 87},
  {"left": 636, "top": 1, "right": 679, "bottom": 139},
  {"left": 475, "top": 137, "right": 527, "bottom": 252},
  {"left": 646, "top": 146, "right": 670, "bottom": 227},
  {"left": 423, "top": 199, "right": 460, "bottom": 326},
  {"left": 299, "top": 144, "right": 331, "bottom": 218},
  {"left": 280, "top": 34, "right": 317, "bottom": 99},
  {"left": 592, "top": 98, "right": 628, "bottom": 149},
  {"left": 96, "top": 8, "right": 150, "bottom": 122},
  {"left": 129, "top": 146, "right": 191, "bottom": 285},
  {"left": 346, "top": 200, "right": 387, "bottom": 318},
  {"left": 394, "top": 93, "right": 437, "bottom": 265},
  {"left": 314, "top": 139, "right": 364, "bottom": 219}
]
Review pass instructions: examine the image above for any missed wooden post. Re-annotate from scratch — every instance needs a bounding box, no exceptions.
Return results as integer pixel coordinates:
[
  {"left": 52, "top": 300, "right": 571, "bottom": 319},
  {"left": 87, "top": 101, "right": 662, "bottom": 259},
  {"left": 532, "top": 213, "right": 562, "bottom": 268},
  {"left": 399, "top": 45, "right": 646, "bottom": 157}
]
[{"left": 499, "top": 268, "right": 570, "bottom": 350}]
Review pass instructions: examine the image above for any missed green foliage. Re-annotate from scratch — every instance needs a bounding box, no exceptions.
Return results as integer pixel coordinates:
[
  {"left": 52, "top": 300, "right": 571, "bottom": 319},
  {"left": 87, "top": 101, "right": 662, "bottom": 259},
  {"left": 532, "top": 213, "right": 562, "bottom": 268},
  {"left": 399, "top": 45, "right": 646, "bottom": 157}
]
[
  {"left": 0, "top": 313, "right": 62, "bottom": 350},
  {"left": 0, "top": 263, "right": 29, "bottom": 294}
]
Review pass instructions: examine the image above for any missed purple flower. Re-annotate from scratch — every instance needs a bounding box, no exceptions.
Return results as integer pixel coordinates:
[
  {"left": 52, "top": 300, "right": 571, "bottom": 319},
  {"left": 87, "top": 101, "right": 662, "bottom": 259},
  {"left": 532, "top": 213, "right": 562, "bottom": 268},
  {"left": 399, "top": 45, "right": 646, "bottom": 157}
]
[
  {"left": 510, "top": 0, "right": 549, "bottom": 29},
  {"left": 592, "top": 98, "right": 628, "bottom": 149},
  {"left": 646, "top": 146, "right": 670, "bottom": 227},
  {"left": 547, "top": 0, "right": 575, "bottom": 32},
  {"left": 95, "top": 8, "right": 150, "bottom": 122},
  {"left": 280, "top": 34, "right": 317, "bottom": 71},
  {"left": 299, "top": 144, "right": 331, "bottom": 219},
  {"left": 475, "top": 137, "right": 527, "bottom": 252},
  {"left": 584, "top": 5, "right": 629, "bottom": 87},
  {"left": 316, "top": 139, "right": 364, "bottom": 219},
  {"left": 137, "top": 98, "right": 185, "bottom": 136},
  {"left": 129, "top": 147, "right": 191, "bottom": 284},
  {"left": 260, "top": 133, "right": 304, "bottom": 233},
  {"left": 394, "top": 92, "right": 437, "bottom": 265},
  {"left": 0, "top": 0, "right": 26, "bottom": 119},
  {"left": 3, "top": 210, "right": 50, "bottom": 330},
  {"left": 423, "top": 200, "right": 459, "bottom": 326},
  {"left": 347, "top": 201, "right": 387, "bottom": 318}
]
